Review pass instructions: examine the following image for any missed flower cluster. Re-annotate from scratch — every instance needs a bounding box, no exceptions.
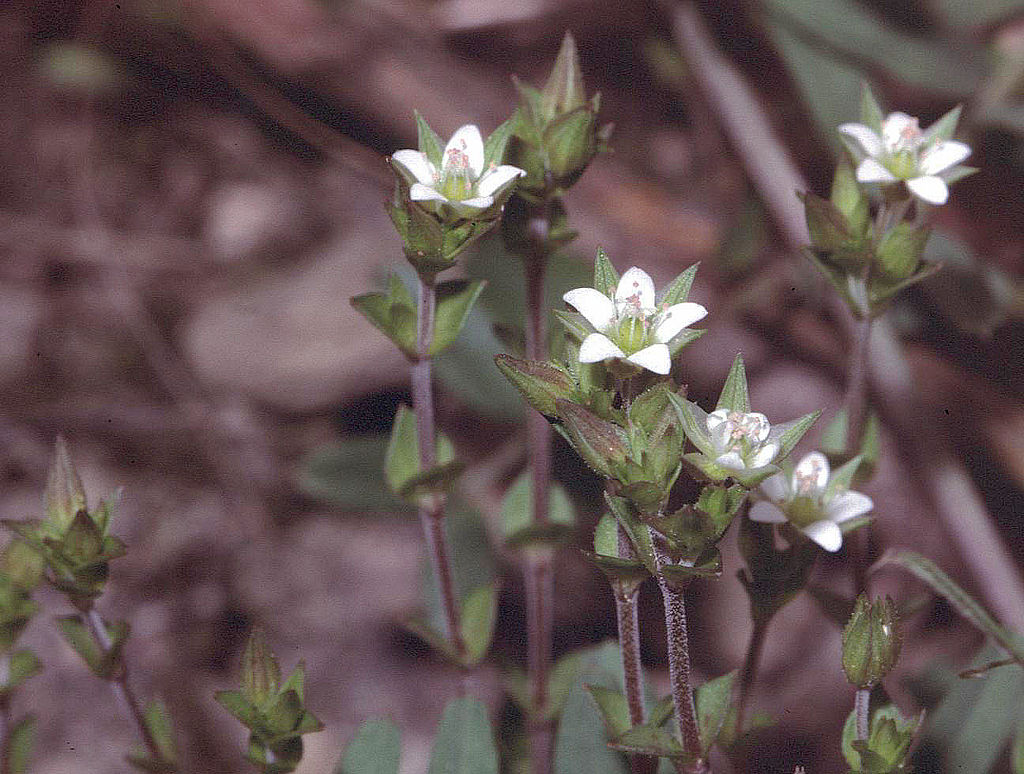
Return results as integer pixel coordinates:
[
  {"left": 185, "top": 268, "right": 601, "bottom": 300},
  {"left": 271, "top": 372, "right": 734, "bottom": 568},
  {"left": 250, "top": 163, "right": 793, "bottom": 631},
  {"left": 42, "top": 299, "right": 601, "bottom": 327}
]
[
  {"left": 563, "top": 266, "right": 707, "bottom": 375},
  {"left": 750, "top": 452, "right": 873, "bottom": 552},
  {"left": 839, "top": 111, "right": 971, "bottom": 206}
]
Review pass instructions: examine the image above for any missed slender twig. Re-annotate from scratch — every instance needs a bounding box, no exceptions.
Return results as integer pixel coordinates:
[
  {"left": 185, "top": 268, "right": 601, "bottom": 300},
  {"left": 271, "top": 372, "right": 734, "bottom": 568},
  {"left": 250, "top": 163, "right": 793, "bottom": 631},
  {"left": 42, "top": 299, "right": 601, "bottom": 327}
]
[
  {"left": 412, "top": 274, "right": 466, "bottom": 658},
  {"left": 616, "top": 528, "right": 647, "bottom": 729},
  {"left": 651, "top": 536, "right": 706, "bottom": 773},
  {"left": 842, "top": 314, "right": 874, "bottom": 458},
  {"left": 522, "top": 203, "right": 555, "bottom": 774},
  {"left": 734, "top": 617, "right": 769, "bottom": 737},
  {"left": 82, "top": 606, "right": 161, "bottom": 760},
  {"left": 854, "top": 687, "right": 871, "bottom": 741}
]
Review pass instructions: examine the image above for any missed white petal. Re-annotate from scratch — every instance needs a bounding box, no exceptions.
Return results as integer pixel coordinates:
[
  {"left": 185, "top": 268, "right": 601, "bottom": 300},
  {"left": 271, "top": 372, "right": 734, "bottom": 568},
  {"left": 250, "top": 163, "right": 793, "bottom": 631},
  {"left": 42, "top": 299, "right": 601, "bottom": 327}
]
[
  {"left": 627, "top": 344, "right": 671, "bottom": 375},
  {"left": 653, "top": 302, "right": 707, "bottom": 343},
  {"left": 792, "top": 452, "right": 829, "bottom": 495},
  {"left": 615, "top": 267, "right": 656, "bottom": 311},
  {"left": 445, "top": 125, "right": 485, "bottom": 178},
  {"left": 709, "top": 419, "right": 733, "bottom": 455},
  {"left": 449, "top": 195, "right": 494, "bottom": 217},
  {"left": 391, "top": 150, "right": 437, "bottom": 186},
  {"left": 476, "top": 165, "right": 525, "bottom": 197},
  {"left": 837, "top": 123, "right": 884, "bottom": 157},
  {"left": 749, "top": 501, "right": 788, "bottom": 524},
  {"left": 746, "top": 412, "right": 771, "bottom": 443},
  {"left": 706, "top": 409, "right": 730, "bottom": 431},
  {"left": 803, "top": 520, "right": 843, "bottom": 552},
  {"left": 563, "top": 288, "right": 616, "bottom": 331},
  {"left": 749, "top": 442, "right": 779, "bottom": 469},
  {"left": 906, "top": 175, "right": 949, "bottom": 205},
  {"left": 856, "top": 158, "right": 897, "bottom": 184},
  {"left": 715, "top": 451, "right": 746, "bottom": 471},
  {"left": 578, "top": 333, "right": 624, "bottom": 363},
  {"left": 409, "top": 183, "right": 447, "bottom": 202},
  {"left": 919, "top": 140, "right": 971, "bottom": 175},
  {"left": 826, "top": 491, "right": 873, "bottom": 523},
  {"left": 881, "top": 112, "right": 918, "bottom": 151},
  {"left": 759, "top": 471, "right": 789, "bottom": 502}
]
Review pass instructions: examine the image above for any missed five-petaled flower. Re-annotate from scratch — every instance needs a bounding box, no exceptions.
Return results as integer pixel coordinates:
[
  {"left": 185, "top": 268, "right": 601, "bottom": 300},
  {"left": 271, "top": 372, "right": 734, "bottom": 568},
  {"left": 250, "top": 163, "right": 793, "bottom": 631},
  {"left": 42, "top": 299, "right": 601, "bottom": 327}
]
[
  {"left": 563, "top": 266, "right": 707, "bottom": 375},
  {"left": 749, "top": 452, "right": 873, "bottom": 552},
  {"left": 390, "top": 125, "right": 525, "bottom": 220},
  {"left": 838, "top": 112, "right": 971, "bottom": 206},
  {"left": 706, "top": 409, "right": 780, "bottom": 472}
]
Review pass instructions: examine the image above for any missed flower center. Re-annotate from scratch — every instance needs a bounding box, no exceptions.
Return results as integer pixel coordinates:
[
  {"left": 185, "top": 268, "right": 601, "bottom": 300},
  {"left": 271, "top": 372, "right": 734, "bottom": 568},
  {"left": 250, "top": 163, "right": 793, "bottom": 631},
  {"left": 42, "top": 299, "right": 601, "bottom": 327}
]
[
  {"left": 794, "top": 458, "right": 826, "bottom": 496},
  {"left": 787, "top": 495, "right": 823, "bottom": 528},
  {"left": 440, "top": 147, "right": 474, "bottom": 201},
  {"left": 616, "top": 315, "right": 650, "bottom": 354}
]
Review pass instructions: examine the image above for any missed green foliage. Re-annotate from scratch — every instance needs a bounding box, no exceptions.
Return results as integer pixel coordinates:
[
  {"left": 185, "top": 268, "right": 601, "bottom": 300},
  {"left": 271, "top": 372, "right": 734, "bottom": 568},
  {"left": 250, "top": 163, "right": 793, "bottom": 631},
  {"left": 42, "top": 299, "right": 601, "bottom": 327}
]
[
  {"left": 876, "top": 223, "right": 930, "bottom": 281},
  {"left": 415, "top": 111, "right": 444, "bottom": 168},
  {"left": 128, "top": 700, "right": 179, "bottom": 773},
  {"left": 6, "top": 716, "right": 35, "bottom": 774},
  {"left": 215, "top": 629, "right": 322, "bottom": 773},
  {"left": 842, "top": 594, "right": 902, "bottom": 688},
  {"left": 459, "top": 583, "right": 499, "bottom": 665},
  {"left": 501, "top": 471, "right": 576, "bottom": 550},
  {"left": 431, "top": 280, "right": 487, "bottom": 356},
  {"left": 56, "top": 615, "right": 129, "bottom": 680},
  {"left": 350, "top": 273, "right": 417, "bottom": 358},
  {"left": 494, "top": 355, "right": 575, "bottom": 417},
  {"left": 337, "top": 718, "right": 401, "bottom": 774},
  {"left": 842, "top": 704, "right": 920, "bottom": 773},
  {"left": 714, "top": 354, "right": 750, "bottom": 413},
  {"left": 427, "top": 697, "right": 498, "bottom": 774},
  {"left": 593, "top": 248, "right": 619, "bottom": 297},
  {"left": 300, "top": 436, "right": 404, "bottom": 513},
  {"left": 384, "top": 405, "right": 462, "bottom": 507},
  {"left": 695, "top": 671, "right": 737, "bottom": 756}
]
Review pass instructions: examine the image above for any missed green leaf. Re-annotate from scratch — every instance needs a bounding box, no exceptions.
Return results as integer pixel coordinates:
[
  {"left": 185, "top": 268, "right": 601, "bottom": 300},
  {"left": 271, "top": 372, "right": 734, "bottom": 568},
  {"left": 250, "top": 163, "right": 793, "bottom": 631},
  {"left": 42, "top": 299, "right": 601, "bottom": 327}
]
[
  {"left": 593, "top": 513, "right": 619, "bottom": 557},
  {"left": 483, "top": 117, "right": 516, "bottom": 168},
  {"left": 7, "top": 715, "right": 34, "bottom": 774},
  {"left": 1012, "top": 712, "right": 1024, "bottom": 774},
  {"left": 872, "top": 551, "right": 1024, "bottom": 662},
  {"left": 585, "top": 685, "right": 632, "bottom": 737},
  {"left": 715, "top": 354, "right": 750, "bottom": 413},
  {"left": 337, "top": 717, "right": 401, "bottom": 774},
  {"left": 265, "top": 689, "right": 304, "bottom": 736},
  {"left": 431, "top": 280, "right": 486, "bottom": 356},
  {"left": 660, "top": 263, "right": 700, "bottom": 306},
  {"left": 241, "top": 628, "right": 280, "bottom": 706},
  {"left": 280, "top": 662, "right": 306, "bottom": 703},
  {"left": 502, "top": 472, "right": 576, "bottom": 550},
  {"left": 350, "top": 282, "right": 417, "bottom": 358},
  {"left": 841, "top": 707, "right": 859, "bottom": 770},
  {"left": 428, "top": 698, "right": 498, "bottom": 774},
  {"left": 415, "top": 111, "right": 445, "bottom": 168},
  {"left": 593, "top": 248, "right": 620, "bottom": 297},
  {"left": 384, "top": 405, "right": 457, "bottom": 500},
  {"left": 695, "top": 671, "right": 736, "bottom": 755},
  {"left": 460, "top": 584, "right": 498, "bottom": 665},
  {"left": 608, "top": 724, "right": 686, "bottom": 758},
  {"left": 299, "top": 436, "right": 404, "bottom": 513},
  {"left": 4, "top": 650, "right": 42, "bottom": 692},
  {"left": 605, "top": 494, "right": 657, "bottom": 575},
  {"left": 55, "top": 615, "right": 103, "bottom": 675},
  {"left": 144, "top": 699, "right": 178, "bottom": 764}
]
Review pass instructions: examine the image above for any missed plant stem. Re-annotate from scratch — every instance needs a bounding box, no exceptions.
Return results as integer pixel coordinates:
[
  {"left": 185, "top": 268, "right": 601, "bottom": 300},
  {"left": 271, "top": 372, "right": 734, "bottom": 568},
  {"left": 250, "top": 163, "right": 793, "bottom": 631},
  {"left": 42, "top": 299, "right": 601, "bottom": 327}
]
[
  {"left": 652, "top": 537, "right": 707, "bottom": 773},
  {"left": 843, "top": 313, "right": 874, "bottom": 459},
  {"left": 734, "top": 617, "right": 769, "bottom": 737},
  {"left": 412, "top": 273, "right": 465, "bottom": 658},
  {"left": 616, "top": 528, "right": 647, "bottom": 729},
  {"left": 524, "top": 205, "right": 555, "bottom": 774},
  {"left": 84, "top": 606, "right": 161, "bottom": 760},
  {"left": 855, "top": 687, "right": 871, "bottom": 741},
  {"left": 0, "top": 654, "right": 9, "bottom": 774}
]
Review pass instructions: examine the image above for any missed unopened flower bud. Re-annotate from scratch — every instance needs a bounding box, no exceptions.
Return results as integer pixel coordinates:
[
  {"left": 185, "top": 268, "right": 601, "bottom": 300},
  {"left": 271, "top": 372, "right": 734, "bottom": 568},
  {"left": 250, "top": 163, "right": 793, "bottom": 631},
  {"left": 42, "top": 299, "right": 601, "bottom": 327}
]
[{"left": 842, "top": 594, "right": 902, "bottom": 688}]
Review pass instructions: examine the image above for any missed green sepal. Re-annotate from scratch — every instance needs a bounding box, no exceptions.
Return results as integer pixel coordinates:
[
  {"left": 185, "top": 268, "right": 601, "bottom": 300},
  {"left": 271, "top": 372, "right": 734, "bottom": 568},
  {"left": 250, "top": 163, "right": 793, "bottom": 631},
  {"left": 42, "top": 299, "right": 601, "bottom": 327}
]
[
  {"left": 215, "top": 690, "right": 264, "bottom": 732},
  {"left": 414, "top": 111, "right": 444, "bottom": 167},
  {"left": 802, "top": 247, "right": 871, "bottom": 318},
  {"left": 922, "top": 104, "right": 962, "bottom": 146},
  {"left": 842, "top": 594, "right": 902, "bottom": 688},
  {"left": 541, "top": 32, "right": 586, "bottom": 118},
  {"left": 431, "top": 280, "right": 486, "bottom": 356},
  {"left": 627, "top": 382, "right": 676, "bottom": 435},
  {"left": 543, "top": 106, "right": 597, "bottom": 186},
  {"left": 585, "top": 685, "right": 632, "bottom": 737},
  {"left": 826, "top": 455, "right": 864, "bottom": 500},
  {"left": 553, "top": 310, "right": 592, "bottom": 343},
  {"left": 858, "top": 83, "right": 885, "bottom": 135},
  {"left": 715, "top": 354, "right": 750, "bottom": 413},
  {"left": 696, "top": 670, "right": 737, "bottom": 756},
  {"left": 658, "top": 552, "right": 724, "bottom": 586},
  {"left": 800, "top": 191, "right": 855, "bottom": 252},
  {"left": 608, "top": 723, "right": 689, "bottom": 759},
  {"left": 773, "top": 410, "right": 822, "bottom": 461},
  {"left": 280, "top": 662, "right": 306, "bottom": 704},
  {"left": 605, "top": 494, "right": 658, "bottom": 574},
  {"left": 384, "top": 405, "right": 460, "bottom": 506},
  {"left": 821, "top": 409, "right": 880, "bottom": 482},
  {"left": 264, "top": 689, "right": 305, "bottom": 737},
  {"left": 494, "top": 355, "right": 575, "bottom": 417},
  {"left": 867, "top": 259, "right": 942, "bottom": 312},
  {"left": 876, "top": 223, "right": 930, "bottom": 281},
  {"left": 63, "top": 509, "right": 104, "bottom": 564},
  {"left": 0, "top": 539, "right": 45, "bottom": 593},
  {"left": 44, "top": 436, "right": 87, "bottom": 532},
  {"left": 483, "top": 117, "right": 516, "bottom": 169},
  {"left": 831, "top": 162, "right": 870, "bottom": 236},
  {"left": 247, "top": 733, "right": 303, "bottom": 773},
  {"left": 350, "top": 274, "right": 417, "bottom": 358},
  {"left": 460, "top": 583, "right": 499, "bottom": 665},
  {"left": 593, "top": 247, "right": 619, "bottom": 297},
  {"left": 555, "top": 400, "right": 628, "bottom": 479},
  {"left": 661, "top": 263, "right": 700, "bottom": 306},
  {"left": 667, "top": 328, "right": 706, "bottom": 357},
  {"left": 842, "top": 704, "right": 921, "bottom": 773},
  {"left": 127, "top": 699, "right": 179, "bottom": 772},
  {"left": 0, "top": 650, "right": 42, "bottom": 694}
]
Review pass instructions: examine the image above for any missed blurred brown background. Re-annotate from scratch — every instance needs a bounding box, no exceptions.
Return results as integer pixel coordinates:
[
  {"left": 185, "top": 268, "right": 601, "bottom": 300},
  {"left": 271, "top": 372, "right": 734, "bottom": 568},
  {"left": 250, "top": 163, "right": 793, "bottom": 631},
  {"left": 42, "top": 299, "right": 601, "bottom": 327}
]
[{"left": 2, "top": 0, "right": 1023, "bottom": 772}]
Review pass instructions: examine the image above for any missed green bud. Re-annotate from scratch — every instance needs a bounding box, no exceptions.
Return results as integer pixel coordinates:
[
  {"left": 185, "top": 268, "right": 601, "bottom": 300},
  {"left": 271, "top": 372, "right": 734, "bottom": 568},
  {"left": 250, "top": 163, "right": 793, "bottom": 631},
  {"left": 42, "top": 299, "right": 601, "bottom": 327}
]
[
  {"left": 541, "top": 33, "right": 586, "bottom": 119},
  {"left": 494, "top": 355, "right": 575, "bottom": 416},
  {"left": 556, "top": 399, "right": 628, "bottom": 478},
  {"left": 241, "top": 628, "right": 280, "bottom": 707},
  {"left": 801, "top": 192, "right": 854, "bottom": 252},
  {"left": 842, "top": 594, "right": 902, "bottom": 688},
  {"left": 542, "top": 106, "right": 598, "bottom": 188},
  {"left": 831, "top": 162, "right": 870, "bottom": 236},
  {"left": 875, "top": 222, "right": 930, "bottom": 281},
  {"left": 44, "top": 436, "right": 86, "bottom": 532}
]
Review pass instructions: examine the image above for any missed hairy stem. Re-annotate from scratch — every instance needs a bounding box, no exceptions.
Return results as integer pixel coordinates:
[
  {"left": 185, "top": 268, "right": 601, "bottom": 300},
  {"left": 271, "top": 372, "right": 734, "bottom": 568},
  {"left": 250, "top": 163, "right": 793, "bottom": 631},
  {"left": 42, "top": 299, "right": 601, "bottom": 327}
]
[
  {"left": 734, "top": 617, "right": 769, "bottom": 736},
  {"left": 84, "top": 606, "right": 161, "bottom": 760},
  {"left": 616, "top": 529, "right": 646, "bottom": 729},
  {"left": 855, "top": 687, "right": 871, "bottom": 741},
  {"left": 413, "top": 274, "right": 465, "bottom": 657},
  {"left": 524, "top": 206, "right": 555, "bottom": 774},
  {"left": 652, "top": 537, "right": 706, "bottom": 772}
]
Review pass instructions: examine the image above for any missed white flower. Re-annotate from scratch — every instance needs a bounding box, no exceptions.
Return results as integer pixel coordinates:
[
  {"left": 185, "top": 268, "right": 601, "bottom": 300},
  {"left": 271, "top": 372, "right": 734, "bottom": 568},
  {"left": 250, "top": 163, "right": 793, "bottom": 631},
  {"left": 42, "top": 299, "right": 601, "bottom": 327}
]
[
  {"left": 705, "top": 409, "right": 780, "bottom": 472},
  {"left": 748, "top": 452, "right": 873, "bottom": 552},
  {"left": 563, "top": 266, "right": 707, "bottom": 375},
  {"left": 390, "top": 125, "right": 525, "bottom": 219},
  {"left": 838, "top": 112, "right": 971, "bottom": 205}
]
